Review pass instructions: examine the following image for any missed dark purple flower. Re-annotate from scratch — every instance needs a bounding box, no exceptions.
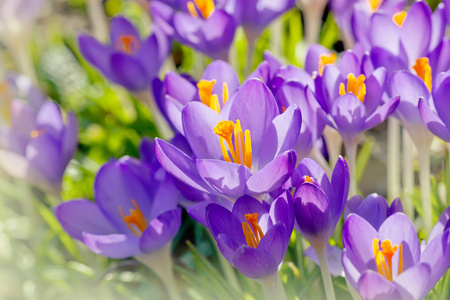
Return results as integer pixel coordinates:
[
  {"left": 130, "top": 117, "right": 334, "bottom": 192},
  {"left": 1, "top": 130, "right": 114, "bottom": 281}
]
[
  {"left": 55, "top": 142, "right": 182, "bottom": 259},
  {"left": 150, "top": 0, "right": 238, "bottom": 59},
  {"left": 344, "top": 194, "right": 403, "bottom": 230},
  {"left": 78, "top": 16, "right": 170, "bottom": 91},
  {"left": 206, "top": 191, "right": 294, "bottom": 279},
  {"left": 294, "top": 156, "right": 350, "bottom": 249},
  {"left": 418, "top": 71, "right": 450, "bottom": 142},
  {"left": 155, "top": 79, "right": 300, "bottom": 203},
  {"left": 0, "top": 99, "right": 78, "bottom": 196},
  {"left": 342, "top": 213, "right": 450, "bottom": 299}
]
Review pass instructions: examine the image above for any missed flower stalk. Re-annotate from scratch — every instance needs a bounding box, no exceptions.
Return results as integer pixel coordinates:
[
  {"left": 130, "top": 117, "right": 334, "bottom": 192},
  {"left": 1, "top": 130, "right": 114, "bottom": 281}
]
[
  {"left": 387, "top": 118, "right": 401, "bottom": 201},
  {"left": 344, "top": 138, "right": 357, "bottom": 197},
  {"left": 258, "top": 273, "right": 288, "bottom": 300},
  {"left": 402, "top": 129, "right": 414, "bottom": 219},
  {"left": 316, "top": 246, "right": 336, "bottom": 300}
]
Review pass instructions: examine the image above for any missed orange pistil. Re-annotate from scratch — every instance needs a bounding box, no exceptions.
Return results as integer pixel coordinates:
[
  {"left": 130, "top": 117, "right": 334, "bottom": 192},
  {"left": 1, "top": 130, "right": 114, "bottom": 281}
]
[
  {"left": 119, "top": 199, "right": 148, "bottom": 236},
  {"left": 413, "top": 57, "right": 432, "bottom": 91},
  {"left": 318, "top": 53, "right": 337, "bottom": 76},
  {"left": 339, "top": 73, "right": 366, "bottom": 103},
  {"left": 393, "top": 11, "right": 407, "bottom": 27},
  {"left": 373, "top": 238, "right": 403, "bottom": 281},
  {"left": 117, "top": 35, "right": 140, "bottom": 54},
  {"left": 30, "top": 129, "right": 45, "bottom": 138},
  {"left": 187, "top": 0, "right": 215, "bottom": 19},
  {"left": 242, "top": 213, "right": 265, "bottom": 248},
  {"left": 214, "top": 120, "right": 252, "bottom": 169}
]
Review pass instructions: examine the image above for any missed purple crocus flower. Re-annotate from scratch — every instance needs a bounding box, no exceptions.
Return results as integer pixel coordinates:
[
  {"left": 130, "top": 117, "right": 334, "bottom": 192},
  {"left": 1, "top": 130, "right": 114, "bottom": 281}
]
[
  {"left": 0, "top": 98, "right": 78, "bottom": 196},
  {"left": 150, "top": 0, "right": 238, "bottom": 59},
  {"left": 78, "top": 16, "right": 170, "bottom": 91},
  {"left": 294, "top": 156, "right": 350, "bottom": 250},
  {"left": 155, "top": 79, "right": 300, "bottom": 204},
  {"left": 206, "top": 191, "right": 294, "bottom": 280},
  {"left": 342, "top": 213, "right": 450, "bottom": 299},
  {"left": 161, "top": 60, "right": 240, "bottom": 134},
  {"left": 369, "top": 1, "right": 449, "bottom": 76},
  {"left": 344, "top": 194, "right": 403, "bottom": 230},
  {"left": 418, "top": 71, "right": 450, "bottom": 142},
  {"left": 55, "top": 145, "right": 182, "bottom": 259}
]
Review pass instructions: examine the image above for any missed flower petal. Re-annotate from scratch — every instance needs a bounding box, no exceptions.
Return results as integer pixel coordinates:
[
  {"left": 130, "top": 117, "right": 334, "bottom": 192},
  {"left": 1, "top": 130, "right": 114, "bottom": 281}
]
[
  {"left": 232, "top": 246, "right": 278, "bottom": 279},
  {"left": 83, "top": 232, "right": 141, "bottom": 259}
]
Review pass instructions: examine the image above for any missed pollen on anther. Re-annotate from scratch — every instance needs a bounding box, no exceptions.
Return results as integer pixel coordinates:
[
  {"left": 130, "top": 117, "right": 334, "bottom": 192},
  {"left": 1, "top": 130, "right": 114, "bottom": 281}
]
[{"left": 213, "top": 120, "right": 235, "bottom": 139}]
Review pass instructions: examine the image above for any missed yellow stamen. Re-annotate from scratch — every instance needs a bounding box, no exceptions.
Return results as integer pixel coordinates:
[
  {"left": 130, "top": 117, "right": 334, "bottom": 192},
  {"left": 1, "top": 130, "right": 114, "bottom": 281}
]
[
  {"left": 198, "top": 79, "right": 216, "bottom": 106},
  {"left": 30, "top": 129, "right": 45, "bottom": 138},
  {"left": 187, "top": 0, "right": 215, "bottom": 19},
  {"left": 368, "top": 0, "right": 383, "bottom": 12},
  {"left": 318, "top": 53, "right": 337, "bottom": 76},
  {"left": 242, "top": 213, "right": 265, "bottom": 248},
  {"left": 339, "top": 74, "right": 366, "bottom": 103},
  {"left": 118, "top": 199, "right": 148, "bottom": 237},
  {"left": 413, "top": 57, "right": 432, "bottom": 91},
  {"left": 223, "top": 82, "right": 229, "bottom": 105},
  {"left": 210, "top": 94, "right": 221, "bottom": 113},
  {"left": 118, "top": 35, "right": 139, "bottom": 54},
  {"left": 214, "top": 120, "right": 252, "bottom": 169},
  {"left": 393, "top": 11, "right": 407, "bottom": 27},
  {"left": 373, "top": 238, "right": 403, "bottom": 281}
]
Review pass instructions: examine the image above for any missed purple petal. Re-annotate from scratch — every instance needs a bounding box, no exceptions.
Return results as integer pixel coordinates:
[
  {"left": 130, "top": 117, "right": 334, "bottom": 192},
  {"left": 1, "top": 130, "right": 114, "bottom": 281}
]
[
  {"left": 109, "top": 16, "right": 141, "bottom": 46},
  {"left": 364, "top": 67, "right": 387, "bottom": 116},
  {"left": 331, "top": 93, "right": 367, "bottom": 138},
  {"left": 232, "top": 246, "right": 278, "bottom": 279},
  {"left": 344, "top": 195, "right": 363, "bottom": 220},
  {"left": 269, "top": 190, "right": 294, "bottom": 234},
  {"left": 164, "top": 71, "right": 198, "bottom": 105},
  {"left": 206, "top": 203, "right": 233, "bottom": 239},
  {"left": 245, "top": 150, "right": 297, "bottom": 196},
  {"left": 394, "top": 263, "right": 431, "bottom": 300},
  {"left": 201, "top": 60, "right": 240, "bottom": 104},
  {"left": 428, "top": 39, "right": 450, "bottom": 76},
  {"left": 369, "top": 13, "right": 400, "bottom": 55},
  {"left": 35, "top": 102, "right": 64, "bottom": 140},
  {"left": 370, "top": 47, "right": 408, "bottom": 75},
  {"left": 418, "top": 98, "right": 450, "bottom": 142},
  {"left": 337, "top": 51, "right": 361, "bottom": 77},
  {"left": 139, "top": 208, "right": 182, "bottom": 253},
  {"left": 321, "top": 65, "right": 344, "bottom": 112},
  {"left": 363, "top": 96, "right": 400, "bottom": 131},
  {"left": 305, "top": 44, "right": 331, "bottom": 75},
  {"left": 433, "top": 75, "right": 450, "bottom": 128},
  {"left": 357, "top": 271, "right": 400, "bottom": 300},
  {"left": 389, "top": 198, "right": 404, "bottom": 216},
  {"left": 197, "top": 159, "right": 252, "bottom": 199},
  {"left": 257, "top": 223, "right": 288, "bottom": 265},
  {"left": 343, "top": 214, "right": 378, "bottom": 266},
  {"left": 61, "top": 111, "right": 78, "bottom": 165},
  {"left": 78, "top": 34, "right": 114, "bottom": 79},
  {"left": 429, "top": 206, "right": 450, "bottom": 242},
  {"left": 110, "top": 53, "right": 149, "bottom": 91},
  {"left": 355, "top": 194, "right": 389, "bottom": 231},
  {"left": 54, "top": 199, "right": 117, "bottom": 241},
  {"left": 330, "top": 156, "right": 350, "bottom": 224},
  {"left": 201, "top": 10, "right": 236, "bottom": 59},
  {"left": 83, "top": 232, "right": 141, "bottom": 259},
  {"left": 429, "top": 3, "right": 446, "bottom": 52},
  {"left": 297, "top": 157, "right": 333, "bottom": 200}
]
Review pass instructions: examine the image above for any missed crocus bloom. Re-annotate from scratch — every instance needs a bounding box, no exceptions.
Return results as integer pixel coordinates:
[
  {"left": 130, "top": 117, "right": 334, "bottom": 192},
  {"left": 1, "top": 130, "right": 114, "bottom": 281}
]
[
  {"left": 150, "top": 0, "right": 238, "bottom": 59},
  {"left": 344, "top": 194, "right": 403, "bottom": 230},
  {"left": 369, "top": 1, "right": 449, "bottom": 76},
  {"left": 294, "top": 156, "right": 350, "bottom": 249},
  {"left": 160, "top": 60, "right": 240, "bottom": 134},
  {"left": 78, "top": 16, "right": 170, "bottom": 91},
  {"left": 0, "top": 99, "right": 78, "bottom": 196},
  {"left": 206, "top": 191, "right": 294, "bottom": 279},
  {"left": 418, "top": 71, "right": 450, "bottom": 142},
  {"left": 155, "top": 79, "right": 300, "bottom": 203},
  {"left": 342, "top": 213, "right": 450, "bottom": 299},
  {"left": 55, "top": 149, "right": 182, "bottom": 259}
]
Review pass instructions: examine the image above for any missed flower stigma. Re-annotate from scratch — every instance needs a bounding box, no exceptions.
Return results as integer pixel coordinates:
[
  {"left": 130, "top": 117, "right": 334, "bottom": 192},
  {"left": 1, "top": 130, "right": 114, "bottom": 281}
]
[
  {"left": 119, "top": 199, "right": 148, "bottom": 236},
  {"left": 214, "top": 120, "right": 252, "bottom": 169},
  {"left": 318, "top": 53, "right": 337, "bottom": 76},
  {"left": 339, "top": 73, "right": 366, "bottom": 102},
  {"left": 393, "top": 11, "right": 407, "bottom": 27},
  {"left": 197, "top": 79, "right": 229, "bottom": 113},
  {"left": 373, "top": 238, "right": 403, "bottom": 281},
  {"left": 413, "top": 57, "right": 432, "bottom": 91},
  {"left": 242, "top": 213, "right": 265, "bottom": 248},
  {"left": 117, "top": 35, "right": 140, "bottom": 54},
  {"left": 187, "top": 0, "right": 215, "bottom": 19}
]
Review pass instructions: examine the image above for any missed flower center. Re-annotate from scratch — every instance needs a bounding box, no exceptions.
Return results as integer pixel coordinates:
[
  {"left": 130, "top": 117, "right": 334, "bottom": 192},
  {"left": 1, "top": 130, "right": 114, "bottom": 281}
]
[
  {"left": 30, "top": 129, "right": 45, "bottom": 138},
  {"left": 367, "top": 0, "right": 383, "bottom": 11},
  {"left": 339, "top": 73, "right": 366, "bottom": 103},
  {"left": 373, "top": 238, "right": 403, "bottom": 281},
  {"left": 318, "top": 53, "right": 337, "bottom": 76},
  {"left": 119, "top": 199, "right": 148, "bottom": 236},
  {"left": 197, "top": 79, "right": 229, "bottom": 113},
  {"left": 413, "top": 57, "right": 432, "bottom": 91},
  {"left": 187, "top": 0, "right": 215, "bottom": 19},
  {"left": 304, "top": 175, "right": 313, "bottom": 183},
  {"left": 214, "top": 120, "right": 252, "bottom": 169},
  {"left": 117, "top": 35, "right": 140, "bottom": 54},
  {"left": 392, "top": 11, "right": 407, "bottom": 27},
  {"left": 242, "top": 213, "right": 265, "bottom": 248}
]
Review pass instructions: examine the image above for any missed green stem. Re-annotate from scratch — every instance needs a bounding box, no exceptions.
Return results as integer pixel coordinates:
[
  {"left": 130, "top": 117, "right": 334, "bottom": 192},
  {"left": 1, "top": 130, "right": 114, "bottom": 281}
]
[
  {"left": 86, "top": 0, "right": 108, "bottom": 42},
  {"left": 401, "top": 130, "right": 414, "bottom": 219},
  {"left": 316, "top": 246, "right": 336, "bottom": 300},
  {"left": 210, "top": 233, "right": 241, "bottom": 292},
  {"left": 344, "top": 139, "right": 358, "bottom": 197},
  {"left": 135, "top": 243, "right": 182, "bottom": 300},
  {"left": 12, "top": 43, "right": 37, "bottom": 82},
  {"left": 244, "top": 30, "right": 257, "bottom": 77},
  {"left": 299, "top": 0, "right": 328, "bottom": 44},
  {"left": 345, "top": 278, "right": 361, "bottom": 300},
  {"left": 387, "top": 118, "right": 401, "bottom": 201},
  {"left": 259, "top": 273, "right": 288, "bottom": 300},
  {"left": 417, "top": 144, "right": 432, "bottom": 237},
  {"left": 323, "top": 126, "right": 342, "bottom": 168}
]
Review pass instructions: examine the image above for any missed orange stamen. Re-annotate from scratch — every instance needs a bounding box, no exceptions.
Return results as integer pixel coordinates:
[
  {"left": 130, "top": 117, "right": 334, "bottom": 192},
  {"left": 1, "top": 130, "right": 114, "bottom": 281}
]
[
  {"left": 242, "top": 213, "right": 265, "bottom": 248},
  {"left": 214, "top": 120, "right": 252, "bottom": 169},
  {"left": 119, "top": 200, "right": 148, "bottom": 236},
  {"left": 393, "top": 11, "right": 407, "bottom": 27},
  {"left": 305, "top": 176, "right": 313, "bottom": 184},
  {"left": 30, "top": 129, "right": 45, "bottom": 138},
  {"left": 368, "top": 0, "right": 383, "bottom": 12},
  {"left": 318, "top": 53, "right": 337, "bottom": 76},
  {"left": 339, "top": 73, "right": 366, "bottom": 103},
  {"left": 373, "top": 238, "right": 403, "bottom": 281},
  {"left": 187, "top": 0, "right": 215, "bottom": 19},
  {"left": 413, "top": 57, "right": 432, "bottom": 91},
  {"left": 117, "top": 35, "right": 140, "bottom": 54}
]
